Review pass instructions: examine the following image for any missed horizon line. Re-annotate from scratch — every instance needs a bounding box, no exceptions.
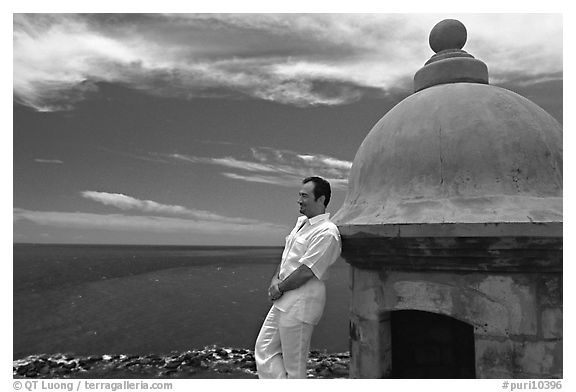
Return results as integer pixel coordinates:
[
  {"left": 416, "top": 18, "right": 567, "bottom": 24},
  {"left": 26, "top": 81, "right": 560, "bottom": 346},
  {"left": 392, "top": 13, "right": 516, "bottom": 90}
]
[{"left": 13, "top": 242, "right": 284, "bottom": 248}]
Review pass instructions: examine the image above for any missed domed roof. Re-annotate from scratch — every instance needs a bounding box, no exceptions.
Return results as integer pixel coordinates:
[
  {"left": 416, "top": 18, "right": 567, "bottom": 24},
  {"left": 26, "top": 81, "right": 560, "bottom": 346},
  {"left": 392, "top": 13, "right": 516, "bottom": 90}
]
[{"left": 333, "top": 20, "right": 562, "bottom": 226}]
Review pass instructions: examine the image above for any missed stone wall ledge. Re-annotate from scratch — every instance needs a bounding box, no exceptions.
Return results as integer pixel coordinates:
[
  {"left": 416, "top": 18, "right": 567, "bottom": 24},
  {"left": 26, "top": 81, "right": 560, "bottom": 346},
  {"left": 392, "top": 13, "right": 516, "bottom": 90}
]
[
  {"left": 476, "top": 335, "right": 563, "bottom": 342},
  {"left": 339, "top": 234, "right": 562, "bottom": 272},
  {"left": 338, "top": 222, "right": 562, "bottom": 238}
]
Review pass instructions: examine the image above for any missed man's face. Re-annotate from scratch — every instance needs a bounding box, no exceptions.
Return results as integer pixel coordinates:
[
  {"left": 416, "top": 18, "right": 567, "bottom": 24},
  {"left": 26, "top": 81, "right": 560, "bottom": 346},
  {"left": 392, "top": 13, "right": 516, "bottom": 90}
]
[{"left": 298, "top": 181, "right": 324, "bottom": 218}]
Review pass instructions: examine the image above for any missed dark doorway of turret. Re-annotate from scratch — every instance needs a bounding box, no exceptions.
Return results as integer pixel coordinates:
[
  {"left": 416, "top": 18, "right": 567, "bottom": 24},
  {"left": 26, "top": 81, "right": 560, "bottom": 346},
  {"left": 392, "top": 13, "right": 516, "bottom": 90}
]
[{"left": 391, "top": 310, "right": 475, "bottom": 378}]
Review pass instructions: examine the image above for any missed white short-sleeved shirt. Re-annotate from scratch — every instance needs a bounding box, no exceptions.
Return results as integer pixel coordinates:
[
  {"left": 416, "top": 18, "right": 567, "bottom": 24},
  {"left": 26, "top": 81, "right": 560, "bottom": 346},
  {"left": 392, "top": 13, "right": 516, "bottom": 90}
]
[{"left": 273, "top": 213, "right": 341, "bottom": 325}]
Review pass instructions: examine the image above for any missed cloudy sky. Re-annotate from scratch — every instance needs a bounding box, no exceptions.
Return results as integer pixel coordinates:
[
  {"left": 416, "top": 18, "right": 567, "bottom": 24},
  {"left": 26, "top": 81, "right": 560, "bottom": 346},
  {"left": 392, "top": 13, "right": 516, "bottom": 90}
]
[{"left": 13, "top": 13, "right": 563, "bottom": 245}]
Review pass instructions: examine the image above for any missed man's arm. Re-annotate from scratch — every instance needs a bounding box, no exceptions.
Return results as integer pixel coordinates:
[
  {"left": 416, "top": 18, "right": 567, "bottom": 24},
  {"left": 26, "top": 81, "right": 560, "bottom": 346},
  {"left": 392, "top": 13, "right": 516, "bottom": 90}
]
[
  {"left": 278, "top": 265, "right": 315, "bottom": 293},
  {"left": 269, "top": 264, "right": 315, "bottom": 301},
  {"left": 270, "top": 264, "right": 281, "bottom": 286}
]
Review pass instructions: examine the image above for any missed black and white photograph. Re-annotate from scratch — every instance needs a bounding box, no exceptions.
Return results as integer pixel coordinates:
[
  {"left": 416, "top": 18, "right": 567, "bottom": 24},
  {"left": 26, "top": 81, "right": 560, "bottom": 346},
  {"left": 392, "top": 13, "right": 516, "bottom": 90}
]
[{"left": 11, "top": 8, "right": 564, "bottom": 385}]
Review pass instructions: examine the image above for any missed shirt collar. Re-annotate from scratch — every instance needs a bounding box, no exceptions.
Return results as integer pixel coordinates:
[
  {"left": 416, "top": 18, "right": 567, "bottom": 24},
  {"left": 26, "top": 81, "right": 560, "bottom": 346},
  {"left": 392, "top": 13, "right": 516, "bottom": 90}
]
[{"left": 299, "top": 212, "right": 331, "bottom": 227}]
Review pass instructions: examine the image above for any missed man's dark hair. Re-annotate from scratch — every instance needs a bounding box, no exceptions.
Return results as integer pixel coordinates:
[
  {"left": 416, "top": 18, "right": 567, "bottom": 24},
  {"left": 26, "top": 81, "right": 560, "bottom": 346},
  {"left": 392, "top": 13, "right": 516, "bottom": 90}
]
[{"left": 303, "top": 176, "right": 331, "bottom": 207}]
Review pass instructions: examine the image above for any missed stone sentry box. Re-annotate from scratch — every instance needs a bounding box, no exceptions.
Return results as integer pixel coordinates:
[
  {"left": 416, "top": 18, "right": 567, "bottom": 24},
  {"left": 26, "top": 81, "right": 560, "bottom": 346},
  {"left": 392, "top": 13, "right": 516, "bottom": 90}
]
[{"left": 332, "top": 20, "right": 562, "bottom": 379}]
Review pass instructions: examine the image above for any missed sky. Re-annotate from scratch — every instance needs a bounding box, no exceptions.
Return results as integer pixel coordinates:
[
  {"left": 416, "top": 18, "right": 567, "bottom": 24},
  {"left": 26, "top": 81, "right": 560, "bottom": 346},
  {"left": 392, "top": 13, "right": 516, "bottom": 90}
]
[{"left": 12, "top": 13, "right": 563, "bottom": 246}]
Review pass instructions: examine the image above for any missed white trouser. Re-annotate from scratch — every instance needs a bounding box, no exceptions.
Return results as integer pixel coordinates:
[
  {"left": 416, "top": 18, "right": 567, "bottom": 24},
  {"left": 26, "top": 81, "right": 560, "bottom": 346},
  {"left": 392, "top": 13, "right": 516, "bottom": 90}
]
[{"left": 255, "top": 305, "right": 315, "bottom": 379}]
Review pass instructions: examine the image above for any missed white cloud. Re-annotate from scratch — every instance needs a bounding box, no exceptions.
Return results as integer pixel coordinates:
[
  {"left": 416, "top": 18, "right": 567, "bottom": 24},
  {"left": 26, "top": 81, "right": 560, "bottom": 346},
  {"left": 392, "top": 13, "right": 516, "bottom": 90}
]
[
  {"left": 168, "top": 146, "right": 351, "bottom": 190},
  {"left": 221, "top": 172, "right": 302, "bottom": 187},
  {"left": 297, "top": 154, "right": 353, "bottom": 171},
  {"left": 171, "top": 154, "right": 281, "bottom": 174},
  {"left": 14, "top": 190, "right": 290, "bottom": 240},
  {"left": 248, "top": 147, "right": 353, "bottom": 181},
  {"left": 34, "top": 159, "right": 64, "bottom": 164},
  {"left": 13, "top": 208, "right": 287, "bottom": 236},
  {"left": 13, "top": 14, "right": 562, "bottom": 111},
  {"left": 14, "top": 14, "right": 147, "bottom": 110},
  {"left": 80, "top": 190, "right": 265, "bottom": 225},
  {"left": 222, "top": 172, "right": 348, "bottom": 190}
]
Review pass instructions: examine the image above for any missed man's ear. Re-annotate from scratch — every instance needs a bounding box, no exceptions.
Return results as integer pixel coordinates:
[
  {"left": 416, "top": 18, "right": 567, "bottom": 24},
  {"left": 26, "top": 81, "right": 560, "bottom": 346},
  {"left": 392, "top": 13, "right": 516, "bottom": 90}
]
[{"left": 317, "top": 195, "right": 325, "bottom": 206}]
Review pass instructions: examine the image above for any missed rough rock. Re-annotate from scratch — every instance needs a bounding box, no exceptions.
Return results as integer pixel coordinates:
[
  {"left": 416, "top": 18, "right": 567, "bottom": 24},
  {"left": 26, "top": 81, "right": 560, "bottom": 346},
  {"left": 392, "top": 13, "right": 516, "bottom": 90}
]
[{"left": 13, "top": 346, "right": 349, "bottom": 379}]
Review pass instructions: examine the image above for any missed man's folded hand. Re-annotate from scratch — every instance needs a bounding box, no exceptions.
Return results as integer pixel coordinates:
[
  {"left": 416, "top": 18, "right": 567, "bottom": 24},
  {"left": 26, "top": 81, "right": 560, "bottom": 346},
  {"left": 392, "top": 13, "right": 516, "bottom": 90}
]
[{"left": 268, "top": 283, "right": 282, "bottom": 301}]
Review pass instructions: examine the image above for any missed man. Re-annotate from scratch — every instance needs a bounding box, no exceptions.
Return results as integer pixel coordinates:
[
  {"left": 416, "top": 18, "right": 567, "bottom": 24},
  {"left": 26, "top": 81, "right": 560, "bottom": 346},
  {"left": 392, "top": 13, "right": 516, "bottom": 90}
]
[{"left": 254, "top": 176, "right": 342, "bottom": 379}]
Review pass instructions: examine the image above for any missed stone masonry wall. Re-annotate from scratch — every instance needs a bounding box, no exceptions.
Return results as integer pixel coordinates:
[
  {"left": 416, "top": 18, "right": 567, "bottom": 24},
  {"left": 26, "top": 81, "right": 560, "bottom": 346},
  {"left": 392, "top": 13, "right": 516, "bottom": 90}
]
[{"left": 348, "top": 267, "right": 562, "bottom": 378}]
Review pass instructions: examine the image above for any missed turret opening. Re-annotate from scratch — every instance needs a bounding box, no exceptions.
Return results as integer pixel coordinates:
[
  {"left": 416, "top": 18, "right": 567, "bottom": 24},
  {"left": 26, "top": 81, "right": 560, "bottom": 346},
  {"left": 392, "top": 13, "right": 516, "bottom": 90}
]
[{"left": 391, "top": 310, "right": 476, "bottom": 378}]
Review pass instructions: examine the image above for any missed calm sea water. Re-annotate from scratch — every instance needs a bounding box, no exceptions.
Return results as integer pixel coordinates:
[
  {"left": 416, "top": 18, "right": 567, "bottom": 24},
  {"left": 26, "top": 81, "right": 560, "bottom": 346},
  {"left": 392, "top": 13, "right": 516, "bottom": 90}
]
[{"left": 13, "top": 244, "right": 350, "bottom": 360}]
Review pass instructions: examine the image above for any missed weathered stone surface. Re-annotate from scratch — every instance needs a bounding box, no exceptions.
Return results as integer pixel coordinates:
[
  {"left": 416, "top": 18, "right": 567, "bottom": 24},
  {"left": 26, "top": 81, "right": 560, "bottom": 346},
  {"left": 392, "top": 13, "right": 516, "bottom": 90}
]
[
  {"left": 351, "top": 285, "right": 380, "bottom": 319},
  {"left": 375, "top": 271, "right": 511, "bottom": 336},
  {"left": 346, "top": 266, "right": 561, "bottom": 377},
  {"left": 333, "top": 84, "right": 562, "bottom": 227},
  {"left": 349, "top": 315, "right": 390, "bottom": 378},
  {"left": 472, "top": 335, "right": 562, "bottom": 378},
  {"left": 392, "top": 280, "right": 455, "bottom": 315},
  {"left": 352, "top": 268, "right": 381, "bottom": 291},
  {"left": 513, "top": 341, "right": 562, "bottom": 378},
  {"left": 463, "top": 291, "right": 509, "bottom": 336},
  {"left": 340, "top": 231, "right": 562, "bottom": 272},
  {"left": 541, "top": 307, "right": 562, "bottom": 339},
  {"left": 415, "top": 57, "right": 488, "bottom": 92},
  {"left": 475, "top": 338, "right": 515, "bottom": 378},
  {"left": 477, "top": 276, "right": 537, "bottom": 335},
  {"left": 538, "top": 275, "right": 562, "bottom": 306}
]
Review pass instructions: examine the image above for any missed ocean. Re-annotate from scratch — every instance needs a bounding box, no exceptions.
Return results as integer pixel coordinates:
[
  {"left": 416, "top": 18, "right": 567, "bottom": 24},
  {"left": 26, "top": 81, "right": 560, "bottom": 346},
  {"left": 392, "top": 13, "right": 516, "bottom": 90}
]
[{"left": 13, "top": 244, "right": 350, "bottom": 361}]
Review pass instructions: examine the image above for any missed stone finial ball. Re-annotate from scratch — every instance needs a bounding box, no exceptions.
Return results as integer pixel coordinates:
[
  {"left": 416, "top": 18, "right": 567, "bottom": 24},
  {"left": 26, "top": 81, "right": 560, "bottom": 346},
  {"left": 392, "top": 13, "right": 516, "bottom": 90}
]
[{"left": 429, "top": 19, "right": 467, "bottom": 53}]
